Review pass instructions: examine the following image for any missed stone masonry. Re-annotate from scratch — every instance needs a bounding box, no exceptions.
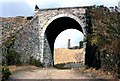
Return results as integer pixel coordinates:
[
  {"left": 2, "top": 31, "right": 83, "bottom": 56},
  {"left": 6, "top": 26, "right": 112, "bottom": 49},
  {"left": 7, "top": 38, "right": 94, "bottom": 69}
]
[{"left": 13, "top": 7, "right": 87, "bottom": 67}]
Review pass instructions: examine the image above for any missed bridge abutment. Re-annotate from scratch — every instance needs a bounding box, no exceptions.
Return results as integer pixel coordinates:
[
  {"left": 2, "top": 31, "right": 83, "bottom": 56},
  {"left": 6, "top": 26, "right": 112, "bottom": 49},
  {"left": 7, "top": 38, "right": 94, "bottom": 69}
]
[{"left": 14, "top": 7, "right": 87, "bottom": 67}]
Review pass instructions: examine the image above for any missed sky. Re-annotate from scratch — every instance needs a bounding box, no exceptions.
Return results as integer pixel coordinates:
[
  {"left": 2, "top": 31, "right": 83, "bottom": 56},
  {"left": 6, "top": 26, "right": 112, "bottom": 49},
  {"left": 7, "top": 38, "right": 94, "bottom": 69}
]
[
  {"left": 0, "top": 0, "right": 119, "bottom": 17},
  {"left": 54, "top": 29, "right": 83, "bottom": 48},
  {"left": 1, "top": 0, "right": 119, "bottom": 48}
]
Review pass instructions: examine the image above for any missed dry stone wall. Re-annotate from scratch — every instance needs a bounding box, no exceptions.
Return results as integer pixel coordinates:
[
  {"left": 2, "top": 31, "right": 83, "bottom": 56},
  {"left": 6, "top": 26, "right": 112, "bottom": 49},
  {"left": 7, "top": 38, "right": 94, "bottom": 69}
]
[
  {"left": 3, "top": 7, "right": 87, "bottom": 67},
  {"left": 14, "top": 15, "right": 43, "bottom": 62},
  {"left": 2, "top": 16, "right": 28, "bottom": 43}
]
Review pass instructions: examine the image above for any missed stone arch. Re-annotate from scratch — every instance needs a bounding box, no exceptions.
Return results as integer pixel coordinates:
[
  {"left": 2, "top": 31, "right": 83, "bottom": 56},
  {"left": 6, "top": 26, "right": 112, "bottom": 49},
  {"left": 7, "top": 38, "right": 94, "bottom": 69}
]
[
  {"left": 42, "top": 14, "right": 86, "bottom": 35},
  {"left": 42, "top": 14, "right": 86, "bottom": 67}
]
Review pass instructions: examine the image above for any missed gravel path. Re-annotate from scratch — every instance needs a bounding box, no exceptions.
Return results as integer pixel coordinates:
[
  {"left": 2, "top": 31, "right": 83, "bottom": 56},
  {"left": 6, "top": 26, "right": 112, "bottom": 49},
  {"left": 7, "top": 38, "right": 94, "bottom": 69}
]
[
  {"left": 10, "top": 68, "right": 116, "bottom": 80},
  {"left": 10, "top": 68, "right": 91, "bottom": 79}
]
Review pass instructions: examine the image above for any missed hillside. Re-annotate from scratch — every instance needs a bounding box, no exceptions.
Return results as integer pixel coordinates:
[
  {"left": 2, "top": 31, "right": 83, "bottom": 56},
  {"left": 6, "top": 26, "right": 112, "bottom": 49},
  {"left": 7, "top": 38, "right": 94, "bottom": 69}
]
[
  {"left": 86, "top": 6, "right": 120, "bottom": 78},
  {"left": 54, "top": 48, "right": 83, "bottom": 64}
]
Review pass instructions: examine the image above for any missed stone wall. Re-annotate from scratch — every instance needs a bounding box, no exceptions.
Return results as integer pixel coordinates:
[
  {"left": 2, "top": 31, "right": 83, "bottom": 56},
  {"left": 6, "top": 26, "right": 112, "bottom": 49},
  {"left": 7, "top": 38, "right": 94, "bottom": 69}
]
[
  {"left": 38, "top": 7, "right": 86, "bottom": 33},
  {"left": 2, "top": 16, "right": 28, "bottom": 43},
  {"left": 1, "top": 16, "right": 28, "bottom": 63},
  {"left": 13, "top": 15, "right": 43, "bottom": 62},
  {"left": 38, "top": 7, "right": 86, "bottom": 67},
  {"left": 10, "top": 7, "right": 87, "bottom": 66}
]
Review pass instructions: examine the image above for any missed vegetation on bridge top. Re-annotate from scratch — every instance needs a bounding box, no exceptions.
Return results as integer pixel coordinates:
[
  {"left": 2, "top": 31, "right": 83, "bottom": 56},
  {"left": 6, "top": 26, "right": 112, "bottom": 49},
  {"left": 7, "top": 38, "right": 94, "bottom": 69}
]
[{"left": 85, "top": 5, "right": 120, "bottom": 78}]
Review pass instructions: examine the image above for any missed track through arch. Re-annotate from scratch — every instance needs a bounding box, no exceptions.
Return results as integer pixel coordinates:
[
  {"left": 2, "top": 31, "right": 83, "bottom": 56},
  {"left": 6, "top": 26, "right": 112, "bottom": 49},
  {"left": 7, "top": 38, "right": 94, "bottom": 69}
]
[{"left": 42, "top": 14, "right": 86, "bottom": 67}]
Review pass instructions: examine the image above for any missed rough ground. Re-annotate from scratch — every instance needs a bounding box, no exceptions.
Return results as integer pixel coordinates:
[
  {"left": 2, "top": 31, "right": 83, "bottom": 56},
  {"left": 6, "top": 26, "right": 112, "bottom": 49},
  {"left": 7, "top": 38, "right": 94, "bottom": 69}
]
[
  {"left": 10, "top": 68, "right": 88, "bottom": 79},
  {"left": 10, "top": 67, "right": 116, "bottom": 80},
  {"left": 9, "top": 48, "right": 117, "bottom": 80}
]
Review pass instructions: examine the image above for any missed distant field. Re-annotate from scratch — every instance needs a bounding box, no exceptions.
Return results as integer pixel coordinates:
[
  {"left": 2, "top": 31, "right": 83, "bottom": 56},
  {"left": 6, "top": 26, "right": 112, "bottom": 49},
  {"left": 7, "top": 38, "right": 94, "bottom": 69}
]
[{"left": 54, "top": 48, "right": 83, "bottom": 64}]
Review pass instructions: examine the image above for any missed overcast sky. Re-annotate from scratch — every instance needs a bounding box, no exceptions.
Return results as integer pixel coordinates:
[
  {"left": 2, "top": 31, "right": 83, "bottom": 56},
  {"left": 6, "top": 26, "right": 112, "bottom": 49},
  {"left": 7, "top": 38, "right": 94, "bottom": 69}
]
[
  {"left": 54, "top": 29, "right": 84, "bottom": 48},
  {"left": 1, "top": 0, "right": 119, "bottom": 17},
  {"left": 1, "top": 0, "right": 119, "bottom": 48}
]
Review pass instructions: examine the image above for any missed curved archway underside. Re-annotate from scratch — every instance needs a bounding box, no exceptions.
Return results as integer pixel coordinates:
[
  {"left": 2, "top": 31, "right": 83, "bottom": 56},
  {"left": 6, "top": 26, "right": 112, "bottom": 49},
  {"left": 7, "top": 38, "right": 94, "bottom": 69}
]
[{"left": 43, "top": 17, "right": 85, "bottom": 67}]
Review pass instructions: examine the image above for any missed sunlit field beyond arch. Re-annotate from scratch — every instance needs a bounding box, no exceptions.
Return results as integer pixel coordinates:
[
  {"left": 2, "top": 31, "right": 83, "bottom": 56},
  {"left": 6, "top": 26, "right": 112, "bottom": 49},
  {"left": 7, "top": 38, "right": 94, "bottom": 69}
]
[{"left": 54, "top": 29, "right": 84, "bottom": 64}]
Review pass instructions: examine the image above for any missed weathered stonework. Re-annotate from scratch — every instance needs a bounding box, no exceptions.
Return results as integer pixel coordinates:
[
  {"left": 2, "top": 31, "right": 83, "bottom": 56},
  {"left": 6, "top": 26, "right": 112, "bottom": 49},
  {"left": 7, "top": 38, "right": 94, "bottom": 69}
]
[
  {"left": 2, "top": 16, "right": 28, "bottom": 42},
  {"left": 14, "top": 15, "right": 41, "bottom": 62},
  {"left": 14, "top": 7, "right": 87, "bottom": 67}
]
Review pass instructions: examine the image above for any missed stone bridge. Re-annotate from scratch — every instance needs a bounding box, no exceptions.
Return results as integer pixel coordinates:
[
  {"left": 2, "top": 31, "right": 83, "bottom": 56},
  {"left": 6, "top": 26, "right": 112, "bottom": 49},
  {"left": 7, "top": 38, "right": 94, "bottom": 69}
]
[{"left": 14, "top": 6, "right": 88, "bottom": 67}]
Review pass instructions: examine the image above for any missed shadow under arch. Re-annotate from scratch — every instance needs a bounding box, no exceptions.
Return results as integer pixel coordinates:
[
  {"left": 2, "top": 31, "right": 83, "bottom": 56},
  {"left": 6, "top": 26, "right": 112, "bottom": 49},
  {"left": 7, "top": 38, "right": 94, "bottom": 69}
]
[{"left": 43, "top": 15, "right": 86, "bottom": 67}]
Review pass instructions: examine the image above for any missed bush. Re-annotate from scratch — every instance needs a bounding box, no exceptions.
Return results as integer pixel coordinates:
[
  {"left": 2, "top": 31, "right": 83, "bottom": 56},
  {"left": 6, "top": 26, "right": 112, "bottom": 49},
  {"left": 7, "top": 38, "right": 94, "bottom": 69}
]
[
  {"left": 79, "top": 41, "right": 83, "bottom": 48},
  {"left": 2, "top": 66, "right": 11, "bottom": 81},
  {"left": 2, "top": 35, "right": 22, "bottom": 66},
  {"left": 54, "top": 63, "right": 71, "bottom": 69},
  {"left": 29, "top": 56, "right": 42, "bottom": 67},
  {"left": 4, "top": 36, "right": 16, "bottom": 49},
  {"left": 2, "top": 49, "right": 22, "bottom": 66},
  {"left": 86, "top": 6, "right": 120, "bottom": 78}
]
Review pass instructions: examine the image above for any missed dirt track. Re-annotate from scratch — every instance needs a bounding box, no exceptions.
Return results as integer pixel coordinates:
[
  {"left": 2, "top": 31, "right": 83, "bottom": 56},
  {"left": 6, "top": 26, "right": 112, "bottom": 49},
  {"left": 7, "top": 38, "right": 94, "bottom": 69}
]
[
  {"left": 9, "top": 48, "right": 116, "bottom": 80},
  {"left": 10, "top": 68, "right": 115, "bottom": 80},
  {"left": 10, "top": 68, "right": 88, "bottom": 79}
]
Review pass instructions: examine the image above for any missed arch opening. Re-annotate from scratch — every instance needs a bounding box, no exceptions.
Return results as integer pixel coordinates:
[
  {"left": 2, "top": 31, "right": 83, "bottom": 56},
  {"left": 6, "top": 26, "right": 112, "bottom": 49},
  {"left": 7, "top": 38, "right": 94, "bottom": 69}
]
[
  {"left": 54, "top": 29, "right": 84, "bottom": 66},
  {"left": 43, "top": 16, "right": 85, "bottom": 67}
]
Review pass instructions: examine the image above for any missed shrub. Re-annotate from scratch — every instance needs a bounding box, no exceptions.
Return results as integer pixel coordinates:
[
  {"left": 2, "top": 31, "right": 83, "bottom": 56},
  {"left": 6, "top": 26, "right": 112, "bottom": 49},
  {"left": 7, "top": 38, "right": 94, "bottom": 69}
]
[
  {"left": 2, "top": 35, "right": 22, "bottom": 66},
  {"left": 79, "top": 41, "right": 83, "bottom": 48},
  {"left": 4, "top": 36, "right": 16, "bottom": 48},
  {"left": 86, "top": 6, "right": 120, "bottom": 78},
  {"left": 2, "top": 49, "right": 22, "bottom": 66},
  {"left": 2, "top": 66, "right": 11, "bottom": 81},
  {"left": 29, "top": 56, "right": 42, "bottom": 67},
  {"left": 54, "top": 63, "right": 71, "bottom": 69}
]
